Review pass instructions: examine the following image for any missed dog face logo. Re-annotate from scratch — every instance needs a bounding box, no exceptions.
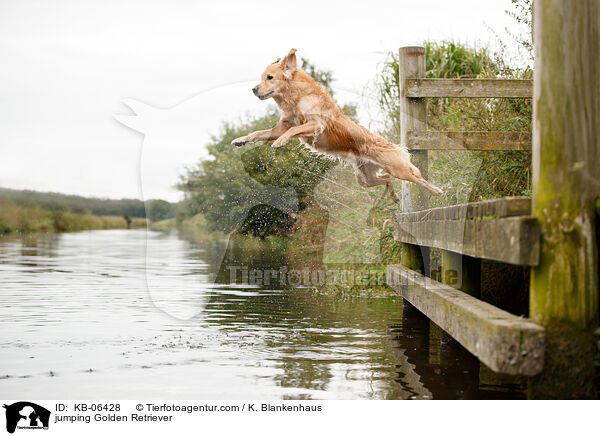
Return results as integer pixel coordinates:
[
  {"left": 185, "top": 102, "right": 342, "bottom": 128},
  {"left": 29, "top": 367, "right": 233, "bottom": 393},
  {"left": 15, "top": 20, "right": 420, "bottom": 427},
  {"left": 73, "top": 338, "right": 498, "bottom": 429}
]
[{"left": 3, "top": 402, "right": 50, "bottom": 434}]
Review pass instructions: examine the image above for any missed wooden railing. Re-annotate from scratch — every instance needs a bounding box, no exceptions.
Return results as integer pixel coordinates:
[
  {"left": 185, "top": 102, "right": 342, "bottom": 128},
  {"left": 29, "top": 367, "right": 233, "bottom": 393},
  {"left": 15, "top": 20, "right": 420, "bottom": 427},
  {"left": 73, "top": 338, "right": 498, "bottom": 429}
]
[
  {"left": 404, "top": 78, "right": 532, "bottom": 98},
  {"left": 388, "top": 0, "right": 599, "bottom": 398},
  {"left": 388, "top": 46, "right": 541, "bottom": 376},
  {"left": 406, "top": 130, "right": 531, "bottom": 151}
]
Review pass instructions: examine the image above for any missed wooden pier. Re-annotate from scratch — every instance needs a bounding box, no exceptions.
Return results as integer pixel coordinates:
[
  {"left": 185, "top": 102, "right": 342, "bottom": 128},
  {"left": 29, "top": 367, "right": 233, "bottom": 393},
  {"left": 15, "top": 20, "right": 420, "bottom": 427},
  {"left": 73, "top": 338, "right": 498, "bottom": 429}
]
[{"left": 386, "top": 0, "right": 599, "bottom": 398}]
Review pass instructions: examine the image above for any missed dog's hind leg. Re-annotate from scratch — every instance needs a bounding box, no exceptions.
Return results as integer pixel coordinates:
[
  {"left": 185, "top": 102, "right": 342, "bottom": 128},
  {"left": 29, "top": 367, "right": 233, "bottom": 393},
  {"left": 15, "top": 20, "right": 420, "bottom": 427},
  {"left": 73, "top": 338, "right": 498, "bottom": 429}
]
[{"left": 353, "top": 159, "right": 400, "bottom": 203}]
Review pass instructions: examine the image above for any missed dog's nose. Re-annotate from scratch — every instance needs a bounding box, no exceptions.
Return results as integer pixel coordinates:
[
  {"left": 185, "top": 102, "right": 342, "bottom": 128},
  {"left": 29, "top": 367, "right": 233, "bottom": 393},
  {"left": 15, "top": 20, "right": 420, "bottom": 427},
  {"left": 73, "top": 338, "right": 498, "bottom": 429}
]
[{"left": 252, "top": 86, "right": 259, "bottom": 95}]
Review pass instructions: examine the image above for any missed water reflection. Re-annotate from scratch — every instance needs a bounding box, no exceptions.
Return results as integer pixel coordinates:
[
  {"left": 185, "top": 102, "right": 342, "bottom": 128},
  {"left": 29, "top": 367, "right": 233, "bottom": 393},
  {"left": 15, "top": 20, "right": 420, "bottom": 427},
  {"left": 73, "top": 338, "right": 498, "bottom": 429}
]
[{"left": 0, "top": 230, "right": 524, "bottom": 399}]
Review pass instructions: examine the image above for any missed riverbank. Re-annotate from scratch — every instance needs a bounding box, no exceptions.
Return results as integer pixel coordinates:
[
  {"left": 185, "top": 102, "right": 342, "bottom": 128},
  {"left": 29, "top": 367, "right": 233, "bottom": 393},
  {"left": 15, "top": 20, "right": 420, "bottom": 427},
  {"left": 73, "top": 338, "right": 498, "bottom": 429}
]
[{"left": 0, "top": 197, "right": 147, "bottom": 234}]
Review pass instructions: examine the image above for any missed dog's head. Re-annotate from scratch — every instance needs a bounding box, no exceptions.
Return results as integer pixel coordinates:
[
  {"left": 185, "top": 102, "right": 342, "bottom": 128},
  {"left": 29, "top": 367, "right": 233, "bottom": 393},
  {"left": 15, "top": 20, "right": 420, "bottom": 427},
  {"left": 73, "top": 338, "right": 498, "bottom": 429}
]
[{"left": 252, "top": 48, "right": 297, "bottom": 100}]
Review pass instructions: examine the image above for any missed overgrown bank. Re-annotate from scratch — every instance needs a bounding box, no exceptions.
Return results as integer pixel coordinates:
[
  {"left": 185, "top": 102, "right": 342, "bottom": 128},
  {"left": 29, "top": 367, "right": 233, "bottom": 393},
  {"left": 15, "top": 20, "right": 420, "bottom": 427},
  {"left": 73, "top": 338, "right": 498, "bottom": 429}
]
[{"left": 0, "top": 196, "right": 147, "bottom": 234}]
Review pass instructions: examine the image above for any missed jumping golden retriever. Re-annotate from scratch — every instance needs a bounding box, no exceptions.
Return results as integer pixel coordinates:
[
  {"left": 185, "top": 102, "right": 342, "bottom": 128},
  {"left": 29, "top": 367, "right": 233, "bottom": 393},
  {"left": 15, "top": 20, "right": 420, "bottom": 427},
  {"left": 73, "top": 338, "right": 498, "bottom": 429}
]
[{"left": 231, "top": 49, "right": 443, "bottom": 202}]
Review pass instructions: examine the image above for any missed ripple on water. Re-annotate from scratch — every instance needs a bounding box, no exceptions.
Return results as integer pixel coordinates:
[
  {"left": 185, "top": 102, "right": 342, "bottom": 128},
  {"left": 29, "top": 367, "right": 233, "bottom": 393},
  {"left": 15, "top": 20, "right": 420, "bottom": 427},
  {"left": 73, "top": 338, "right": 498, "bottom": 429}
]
[{"left": 0, "top": 230, "right": 526, "bottom": 399}]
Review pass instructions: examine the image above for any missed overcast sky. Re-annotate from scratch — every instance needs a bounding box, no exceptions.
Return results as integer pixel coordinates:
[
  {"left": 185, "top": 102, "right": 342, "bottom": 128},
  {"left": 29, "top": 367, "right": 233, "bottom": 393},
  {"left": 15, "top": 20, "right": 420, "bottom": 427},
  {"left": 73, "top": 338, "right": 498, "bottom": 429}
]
[{"left": 0, "top": 0, "right": 526, "bottom": 202}]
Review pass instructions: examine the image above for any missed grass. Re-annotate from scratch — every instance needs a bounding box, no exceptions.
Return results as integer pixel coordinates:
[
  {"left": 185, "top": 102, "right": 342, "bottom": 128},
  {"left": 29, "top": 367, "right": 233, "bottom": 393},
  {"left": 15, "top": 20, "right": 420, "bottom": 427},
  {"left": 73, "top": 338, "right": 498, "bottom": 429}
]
[
  {"left": 149, "top": 218, "right": 176, "bottom": 232},
  {"left": 176, "top": 213, "right": 226, "bottom": 242},
  {"left": 0, "top": 197, "right": 147, "bottom": 234},
  {"left": 314, "top": 264, "right": 397, "bottom": 298}
]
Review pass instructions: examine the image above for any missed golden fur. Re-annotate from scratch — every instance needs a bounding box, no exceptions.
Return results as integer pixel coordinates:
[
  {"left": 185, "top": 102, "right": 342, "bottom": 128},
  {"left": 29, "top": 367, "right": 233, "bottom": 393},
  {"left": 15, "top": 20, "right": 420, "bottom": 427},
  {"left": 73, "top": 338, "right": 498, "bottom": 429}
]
[{"left": 232, "top": 48, "right": 443, "bottom": 202}]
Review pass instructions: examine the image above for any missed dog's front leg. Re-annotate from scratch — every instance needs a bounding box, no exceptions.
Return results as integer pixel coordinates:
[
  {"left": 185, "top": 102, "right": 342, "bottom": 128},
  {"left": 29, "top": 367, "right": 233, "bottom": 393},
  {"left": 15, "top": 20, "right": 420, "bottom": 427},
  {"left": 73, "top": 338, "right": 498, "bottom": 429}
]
[
  {"left": 231, "top": 129, "right": 275, "bottom": 147},
  {"left": 231, "top": 120, "right": 292, "bottom": 147},
  {"left": 271, "top": 120, "right": 323, "bottom": 149}
]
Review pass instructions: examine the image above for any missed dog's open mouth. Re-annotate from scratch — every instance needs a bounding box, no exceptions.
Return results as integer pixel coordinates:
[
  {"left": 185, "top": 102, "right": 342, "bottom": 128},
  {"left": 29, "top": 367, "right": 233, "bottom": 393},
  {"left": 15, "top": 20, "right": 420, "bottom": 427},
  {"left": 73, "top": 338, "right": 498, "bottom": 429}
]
[{"left": 257, "top": 91, "right": 274, "bottom": 100}]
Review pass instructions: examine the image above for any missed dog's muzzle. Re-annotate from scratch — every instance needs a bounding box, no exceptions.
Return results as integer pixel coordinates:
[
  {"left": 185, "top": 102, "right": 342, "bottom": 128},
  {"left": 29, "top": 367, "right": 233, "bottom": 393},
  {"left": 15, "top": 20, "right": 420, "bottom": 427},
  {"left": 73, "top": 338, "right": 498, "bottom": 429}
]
[{"left": 253, "top": 87, "right": 274, "bottom": 100}]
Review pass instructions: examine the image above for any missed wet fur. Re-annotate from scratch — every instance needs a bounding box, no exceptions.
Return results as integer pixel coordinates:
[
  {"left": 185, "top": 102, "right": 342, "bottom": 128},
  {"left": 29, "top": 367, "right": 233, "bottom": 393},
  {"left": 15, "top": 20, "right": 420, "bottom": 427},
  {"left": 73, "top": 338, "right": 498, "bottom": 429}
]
[{"left": 231, "top": 49, "right": 443, "bottom": 202}]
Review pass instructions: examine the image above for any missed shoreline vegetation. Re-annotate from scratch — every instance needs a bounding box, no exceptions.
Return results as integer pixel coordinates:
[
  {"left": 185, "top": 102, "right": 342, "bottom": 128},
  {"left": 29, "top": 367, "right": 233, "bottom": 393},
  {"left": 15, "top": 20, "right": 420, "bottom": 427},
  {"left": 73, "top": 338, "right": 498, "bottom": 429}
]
[
  {"left": 0, "top": 187, "right": 179, "bottom": 235},
  {"left": 0, "top": 195, "right": 147, "bottom": 235}
]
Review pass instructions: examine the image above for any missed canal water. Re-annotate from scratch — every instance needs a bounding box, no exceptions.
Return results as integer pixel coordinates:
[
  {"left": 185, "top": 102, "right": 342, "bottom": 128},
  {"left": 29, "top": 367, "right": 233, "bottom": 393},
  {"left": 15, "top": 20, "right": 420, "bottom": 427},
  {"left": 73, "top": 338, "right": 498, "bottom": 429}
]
[{"left": 0, "top": 229, "right": 524, "bottom": 399}]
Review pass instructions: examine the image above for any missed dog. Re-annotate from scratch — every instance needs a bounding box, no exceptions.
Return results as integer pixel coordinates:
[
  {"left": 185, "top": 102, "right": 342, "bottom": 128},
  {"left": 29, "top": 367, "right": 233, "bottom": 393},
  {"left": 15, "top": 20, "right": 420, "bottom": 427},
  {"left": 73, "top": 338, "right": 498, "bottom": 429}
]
[{"left": 231, "top": 48, "right": 443, "bottom": 202}]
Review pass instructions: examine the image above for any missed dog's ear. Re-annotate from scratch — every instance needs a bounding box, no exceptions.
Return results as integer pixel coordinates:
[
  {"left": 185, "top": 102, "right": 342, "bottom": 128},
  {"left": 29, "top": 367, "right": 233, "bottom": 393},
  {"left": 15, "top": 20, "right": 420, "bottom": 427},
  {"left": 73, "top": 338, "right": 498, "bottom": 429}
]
[{"left": 281, "top": 48, "right": 297, "bottom": 78}]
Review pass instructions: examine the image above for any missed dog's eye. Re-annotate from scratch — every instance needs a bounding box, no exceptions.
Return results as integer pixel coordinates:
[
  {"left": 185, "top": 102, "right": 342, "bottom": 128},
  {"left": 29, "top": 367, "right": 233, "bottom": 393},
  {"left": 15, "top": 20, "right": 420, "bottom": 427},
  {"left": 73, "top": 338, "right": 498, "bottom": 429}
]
[{"left": 266, "top": 75, "right": 273, "bottom": 80}]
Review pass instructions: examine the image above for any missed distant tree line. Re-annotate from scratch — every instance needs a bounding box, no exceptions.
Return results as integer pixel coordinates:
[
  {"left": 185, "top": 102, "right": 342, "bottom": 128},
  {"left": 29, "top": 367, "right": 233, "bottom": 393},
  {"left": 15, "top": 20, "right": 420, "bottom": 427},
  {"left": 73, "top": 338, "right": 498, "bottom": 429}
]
[{"left": 0, "top": 188, "right": 176, "bottom": 221}]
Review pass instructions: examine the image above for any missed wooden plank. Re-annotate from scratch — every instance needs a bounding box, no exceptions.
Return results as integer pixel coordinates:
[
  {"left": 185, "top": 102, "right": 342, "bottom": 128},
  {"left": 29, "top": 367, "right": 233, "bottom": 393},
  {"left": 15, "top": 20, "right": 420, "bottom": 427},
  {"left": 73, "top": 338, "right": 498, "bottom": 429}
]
[
  {"left": 393, "top": 215, "right": 540, "bottom": 266},
  {"left": 405, "top": 78, "right": 533, "bottom": 98},
  {"left": 395, "top": 197, "right": 531, "bottom": 223},
  {"left": 387, "top": 264, "right": 545, "bottom": 375},
  {"left": 407, "top": 130, "right": 532, "bottom": 150},
  {"left": 441, "top": 250, "right": 481, "bottom": 296}
]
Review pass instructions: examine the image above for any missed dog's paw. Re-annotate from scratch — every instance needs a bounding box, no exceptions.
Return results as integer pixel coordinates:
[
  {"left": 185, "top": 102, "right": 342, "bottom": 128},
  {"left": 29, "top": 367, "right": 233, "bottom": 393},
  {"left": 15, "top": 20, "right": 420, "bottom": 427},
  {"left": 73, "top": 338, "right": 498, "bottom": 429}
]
[
  {"left": 271, "top": 138, "right": 287, "bottom": 149},
  {"left": 231, "top": 137, "right": 249, "bottom": 147},
  {"left": 429, "top": 186, "right": 444, "bottom": 196}
]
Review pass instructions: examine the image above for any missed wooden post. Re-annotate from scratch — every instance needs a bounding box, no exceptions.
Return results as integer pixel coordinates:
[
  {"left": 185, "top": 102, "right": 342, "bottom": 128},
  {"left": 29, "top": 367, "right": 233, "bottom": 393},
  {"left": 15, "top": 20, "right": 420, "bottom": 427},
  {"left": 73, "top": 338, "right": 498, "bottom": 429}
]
[
  {"left": 441, "top": 251, "right": 481, "bottom": 297},
  {"left": 529, "top": 0, "right": 600, "bottom": 399},
  {"left": 399, "top": 46, "right": 429, "bottom": 273}
]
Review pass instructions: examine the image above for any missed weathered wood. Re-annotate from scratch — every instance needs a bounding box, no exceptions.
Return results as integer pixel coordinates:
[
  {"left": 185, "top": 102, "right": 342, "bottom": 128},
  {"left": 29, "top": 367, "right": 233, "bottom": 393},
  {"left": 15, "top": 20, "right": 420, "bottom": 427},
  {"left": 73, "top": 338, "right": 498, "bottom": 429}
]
[
  {"left": 401, "top": 243, "right": 424, "bottom": 273},
  {"left": 529, "top": 0, "right": 600, "bottom": 399},
  {"left": 399, "top": 47, "right": 429, "bottom": 210},
  {"left": 407, "top": 130, "right": 532, "bottom": 150},
  {"left": 387, "top": 264, "right": 545, "bottom": 375},
  {"left": 441, "top": 250, "right": 481, "bottom": 297},
  {"left": 405, "top": 78, "right": 533, "bottom": 98},
  {"left": 393, "top": 198, "right": 538, "bottom": 266},
  {"left": 395, "top": 197, "right": 531, "bottom": 223},
  {"left": 399, "top": 47, "right": 430, "bottom": 274},
  {"left": 393, "top": 215, "right": 540, "bottom": 266}
]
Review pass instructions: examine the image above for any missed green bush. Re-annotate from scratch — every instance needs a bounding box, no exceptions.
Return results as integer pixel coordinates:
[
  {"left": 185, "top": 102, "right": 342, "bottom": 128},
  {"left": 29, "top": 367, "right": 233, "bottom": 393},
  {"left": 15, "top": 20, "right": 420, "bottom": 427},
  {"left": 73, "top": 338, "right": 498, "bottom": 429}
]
[
  {"left": 148, "top": 199, "right": 172, "bottom": 222},
  {"left": 375, "top": 40, "right": 532, "bottom": 207}
]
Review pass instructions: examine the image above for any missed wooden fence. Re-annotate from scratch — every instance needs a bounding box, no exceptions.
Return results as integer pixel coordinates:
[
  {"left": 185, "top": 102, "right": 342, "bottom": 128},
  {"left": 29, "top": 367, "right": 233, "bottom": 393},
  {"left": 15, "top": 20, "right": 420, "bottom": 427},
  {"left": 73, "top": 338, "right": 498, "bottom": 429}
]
[{"left": 386, "top": 0, "right": 599, "bottom": 399}]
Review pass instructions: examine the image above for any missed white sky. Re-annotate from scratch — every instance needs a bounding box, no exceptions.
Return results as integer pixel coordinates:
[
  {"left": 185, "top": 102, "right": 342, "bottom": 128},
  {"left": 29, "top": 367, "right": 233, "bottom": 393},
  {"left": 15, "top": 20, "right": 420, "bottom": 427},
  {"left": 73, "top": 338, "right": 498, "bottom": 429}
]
[{"left": 0, "top": 0, "right": 526, "bottom": 202}]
